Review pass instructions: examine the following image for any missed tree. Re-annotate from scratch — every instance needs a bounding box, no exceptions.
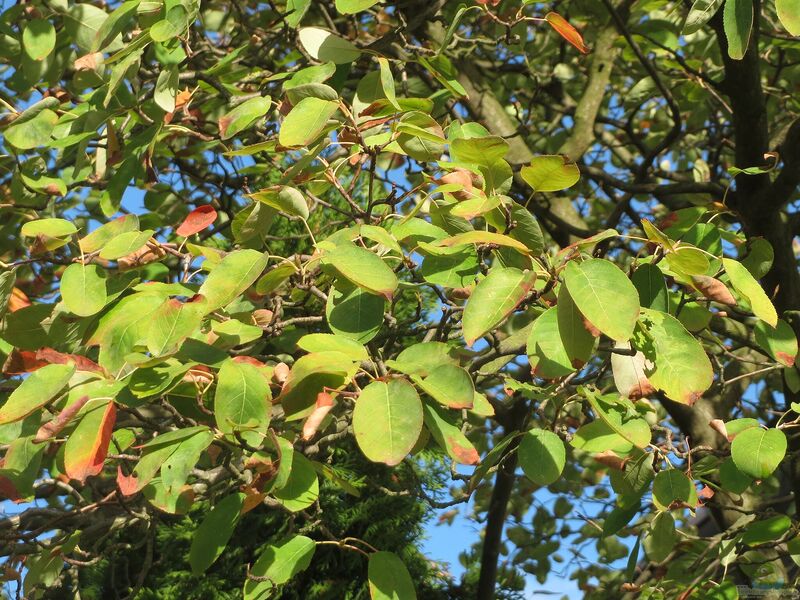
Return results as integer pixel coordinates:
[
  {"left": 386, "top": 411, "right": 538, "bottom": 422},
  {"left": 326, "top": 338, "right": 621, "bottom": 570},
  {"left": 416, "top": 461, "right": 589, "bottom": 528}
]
[{"left": 0, "top": 0, "right": 799, "bottom": 598}]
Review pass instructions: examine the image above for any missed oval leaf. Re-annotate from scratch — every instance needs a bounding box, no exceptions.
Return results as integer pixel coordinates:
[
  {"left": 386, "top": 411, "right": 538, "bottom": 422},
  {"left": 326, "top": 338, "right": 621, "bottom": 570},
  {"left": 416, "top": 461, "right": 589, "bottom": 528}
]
[{"left": 353, "top": 379, "right": 423, "bottom": 466}]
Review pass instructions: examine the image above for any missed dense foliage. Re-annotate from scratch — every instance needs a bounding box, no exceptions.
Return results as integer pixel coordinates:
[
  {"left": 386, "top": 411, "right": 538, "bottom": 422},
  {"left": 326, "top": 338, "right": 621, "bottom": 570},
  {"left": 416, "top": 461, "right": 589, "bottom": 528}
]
[{"left": 1, "top": 0, "right": 799, "bottom": 598}]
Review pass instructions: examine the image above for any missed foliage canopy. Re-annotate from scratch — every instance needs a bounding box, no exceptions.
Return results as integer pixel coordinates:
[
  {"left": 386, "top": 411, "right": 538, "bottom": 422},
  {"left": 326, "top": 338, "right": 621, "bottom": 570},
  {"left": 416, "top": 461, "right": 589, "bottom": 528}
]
[{"left": 1, "top": 0, "right": 800, "bottom": 598}]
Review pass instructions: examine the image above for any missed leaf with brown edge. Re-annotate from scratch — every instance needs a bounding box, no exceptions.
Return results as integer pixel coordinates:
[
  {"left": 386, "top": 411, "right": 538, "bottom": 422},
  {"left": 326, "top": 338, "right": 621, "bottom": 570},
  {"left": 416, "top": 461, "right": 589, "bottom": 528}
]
[
  {"left": 64, "top": 401, "right": 116, "bottom": 483},
  {"left": 691, "top": 275, "right": 736, "bottom": 305},
  {"left": 34, "top": 395, "right": 90, "bottom": 443},
  {"left": 422, "top": 401, "right": 480, "bottom": 465},
  {"left": 301, "top": 392, "right": 335, "bottom": 441},
  {"left": 177, "top": 205, "right": 217, "bottom": 237},
  {"left": 545, "top": 12, "right": 590, "bottom": 54}
]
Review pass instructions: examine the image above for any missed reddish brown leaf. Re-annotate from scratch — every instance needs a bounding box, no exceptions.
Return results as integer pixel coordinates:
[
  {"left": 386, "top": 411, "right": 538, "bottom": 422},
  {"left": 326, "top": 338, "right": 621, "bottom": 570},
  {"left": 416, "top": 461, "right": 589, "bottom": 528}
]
[
  {"left": 302, "top": 392, "right": 335, "bottom": 441},
  {"left": 74, "top": 52, "right": 102, "bottom": 71},
  {"left": 34, "top": 396, "right": 90, "bottom": 443},
  {"left": 35, "top": 348, "right": 106, "bottom": 376},
  {"left": 447, "top": 436, "right": 480, "bottom": 465},
  {"left": 709, "top": 418, "right": 729, "bottom": 441},
  {"left": 691, "top": 275, "right": 736, "bottom": 305},
  {"left": 176, "top": 205, "right": 217, "bottom": 237},
  {"left": 65, "top": 402, "right": 116, "bottom": 483},
  {"left": 594, "top": 450, "right": 627, "bottom": 471},
  {"left": 2, "top": 350, "right": 48, "bottom": 375},
  {"left": 272, "top": 362, "right": 290, "bottom": 384},
  {"left": 117, "top": 466, "right": 139, "bottom": 496},
  {"left": 545, "top": 12, "right": 590, "bottom": 54},
  {"left": 8, "top": 287, "right": 31, "bottom": 312},
  {"left": 697, "top": 485, "right": 715, "bottom": 500}
]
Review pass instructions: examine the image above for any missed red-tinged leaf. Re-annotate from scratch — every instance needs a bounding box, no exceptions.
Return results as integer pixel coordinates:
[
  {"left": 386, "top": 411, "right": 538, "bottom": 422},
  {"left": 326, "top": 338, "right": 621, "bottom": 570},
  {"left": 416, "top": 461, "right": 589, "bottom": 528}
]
[
  {"left": 64, "top": 402, "right": 116, "bottom": 483},
  {"left": 8, "top": 287, "right": 31, "bottom": 312},
  {"left": 0, "top": 476, "right": 20, "bottom": 501},
  {"left": 692, "top": 275, "right": 736, "bottom": 305},
  {"left": 2, "top": 349, "right": 48, "bottom": 375},
  {"left": 302, "top": 392, "right": 335, "bottom": 441},
  {"left": 36, "top": 348, "right": 106, "bottom": 375},
  {"left": 709, "top": 418, "right": 729, "bottom": 440},
  {"left": 176, "top": 205, "right": 217, "bottom": 237},
  {"left": 448, "top": 436, "right": 480, "bottom": 465},
  {"left": 545, "top": 12, "right": 590, "bottom": 54},
  {"left": 117, "top": 466, "right": 139, "bottom": 496},
  {"left": 231, "top": 355, "right": 267, "bottom": 367},
  {"left": 34, "top": 395, "right": 91, "bottom": 443}
]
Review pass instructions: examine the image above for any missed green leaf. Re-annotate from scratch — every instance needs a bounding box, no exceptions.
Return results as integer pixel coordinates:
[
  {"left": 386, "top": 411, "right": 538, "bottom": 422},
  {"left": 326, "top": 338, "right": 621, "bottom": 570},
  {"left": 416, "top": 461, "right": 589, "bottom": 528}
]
[
  {"left": 198, "top": 249, "right": 268, "bottom": 311},
  {"left": 414, "top": 364, "right": 474, "bottom": 409},
  {"left": 147, "top": 297, "right": 206, "bottom": 357},
  {"left": 584, "top": 391, "right": 651, "bottom": 450},
  {"left": 0, "top": 270, "right": 15, "bottom": 321},
  {"left": 731, "top": 427, "right": 786, "bottom": 480},
  {"left": 520, "top": 155, "right": 580, "bottom": 192},
  {"left": 65, "top": 3, "right": 116, "bottom": 53},
  {"left": 395, "top": 112, "right": 446, "bottom": 162},
  {"left": 150, "top": 4, "right": 190, "bottom": 42},
  {"left": 723, "top": 258, "right": 777, "bottom": 326},
  {"left": 336, "top": 0, "right": 381, "bottom": 14},
  {"left": 377, "top": 57, "right": 400, "bottom": 110},
  {"left": 556, "top": 285, "right": 595, "bottom": 369},
  {"left": 219, "top": 96, "right": 272, "bottom": 140},
  {"left": 92, "top": 0, "right": 139, "bottom": 52},
  {"left": 60, "top": 263, "right": 108, "bottom": 317},
  {"left": 631, "top": 264, "right": 669, "bottom": 312},
  {"left": 279, "top": 97, "right": 339, "bottom": 148},
  {"left": 652, "top": 469, "right": 694, "bottom": 510},
  {"left": 388, "top": 342, "right": 460, "bottom": 376},
  {"left": 322, "top": 242, "right": 398, "bottom": 300},
  {"left": 79, "top": 215, "right": 139, "bottom": 253},
  {"left": 436, "top": 231, "right": 530, "bottom": 254},
  {"left": 285, "top": 0, "right": 312, "bottom": 27},
  {"left": 645, "top": 511, "right": 677, "bottom": 562},
  {"left": 462, "top": 267, "right": 535, "bottom": 346},
  {"left": 273, "top": 451, "right": 319, "bottom": 511},
  {"left": 420, "top": 246, "right": 479, "bottom": 289},
  {"left": 518, "top": 429, "right": 566, "bottom": 486},
  {"left": 683, "top": 0, "right": 725, "bottom": 34},
  {"left": 638, "top": 308, "right": 713, "bottom": 405},
  {"left": 248, "top": 186, "right": 309, "bottom": 219},
  {"left": 564, "top": 259, "right": 640, "bottom": 342},
  {"left": 741, "top": 515, "right": 791, "bottom": 546},
  {"left": 189, "top": 493, "right": 244, "bottom": 574},
  {"left": 21, "top": 218, "right": 77, "bottom": 240},
  {"left": 99, "top": 230, "right": 153, "bottom": 261},
  {"left": 368, "top": 551, "right": 417, "bottom": 600},
  {"left": 754, "top": 318, "right": 797, "bottom": 367},
  {"left": 422, "top": 401, "right": 479, "bottom": 465},
  {"left": 723, "top": 0, "right": 753, "bottom": 60},
  {"left": 87, "top": 291, "right": 166, "bottom": 373},
  {"left": 278, "top": 352, "right": 353, "bottom": 420},
  {"left": 719, "top": 456, "right": 753, "bottom": 494},
  {"left": 0, "top": 363, "right": 76, "bottom": 425},
  {"left": 244, "top": 536, "right": 316, "bottom": 600},
  {"left": 154, "top": 65, "right": 179, "bottom": 113},
  {"left": 256, "top": 261, "right": 297, "bottom": 295},
  {"left": 353, "top": 379, "right": 423, "bottom": 466},
  {"left": 450, "top": 136, "right": 509, "bottom": 168},
  {"left": 4, "top": 109, "right": 58, "bottom": 150},
  {"left": 777, "top": 0, "right": 800, "bottom": 35},
  {"left": 298, "top": 27, "right": 361, "bottom": 64},
  {"left": 506, "top": 203, "right": 544, "bottom": 255},
  {"left": 23, "top": 19, "right": 56, "bottom": 61},
  {"left": 527, "top": 307, "right": 575, "bottom": 379},
  {"left": 326, "top": 283, "right": 385, "bottom": 343},
  {"left": 214, "top": 358, "right": 271, "bottom": 446},
  {"left": 296, "top": 333, "right": 368, "bottom": 361}
]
